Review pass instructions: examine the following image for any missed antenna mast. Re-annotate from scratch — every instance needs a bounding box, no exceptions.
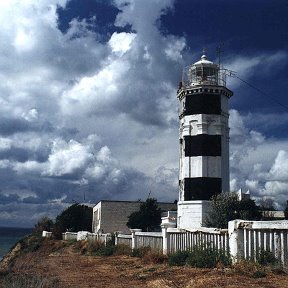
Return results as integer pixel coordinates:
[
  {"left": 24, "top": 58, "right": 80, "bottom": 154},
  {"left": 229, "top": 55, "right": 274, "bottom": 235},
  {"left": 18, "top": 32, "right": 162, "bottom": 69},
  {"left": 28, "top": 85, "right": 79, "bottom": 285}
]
[{"left": 216, "top": 43, "right": 223, "bottom": 67}]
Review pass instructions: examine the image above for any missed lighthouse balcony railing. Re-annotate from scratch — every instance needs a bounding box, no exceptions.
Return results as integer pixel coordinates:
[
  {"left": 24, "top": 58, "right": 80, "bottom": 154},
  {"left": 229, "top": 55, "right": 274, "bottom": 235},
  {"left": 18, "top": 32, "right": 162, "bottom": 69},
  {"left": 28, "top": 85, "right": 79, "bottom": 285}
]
[{"left": 182, "top": 66, "right": 227, "bottom": 88}]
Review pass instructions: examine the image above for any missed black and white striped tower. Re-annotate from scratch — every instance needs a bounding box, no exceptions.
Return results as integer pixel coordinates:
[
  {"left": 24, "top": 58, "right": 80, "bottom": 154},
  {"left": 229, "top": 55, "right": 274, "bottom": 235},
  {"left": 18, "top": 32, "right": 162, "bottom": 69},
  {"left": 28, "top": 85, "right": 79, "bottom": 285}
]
[{"left": 177, "top": 52, "right": 233, "bottom": 228}]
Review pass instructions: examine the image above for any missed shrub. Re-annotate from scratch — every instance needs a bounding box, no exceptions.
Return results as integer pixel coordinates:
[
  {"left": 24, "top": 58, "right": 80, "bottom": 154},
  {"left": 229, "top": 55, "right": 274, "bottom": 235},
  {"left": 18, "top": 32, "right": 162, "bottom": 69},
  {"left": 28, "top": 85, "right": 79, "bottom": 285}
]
[
  {"left": 142, "top": 250, "right": 167, "bottom": 264},
  {"left": 168, "top": 250, "right": 190, "bottom": 266},
  {"left": 74, "top": 240, "right": 89, "bottom": 254},
  {"left": 20, "top": 235, "right": 44, "bottom": 253},
  {"left": 168, "top": 246, "right": 231, "bottom": 268},
  {"left": 33, "top": 217, "right": 54, "bottom": 235},
  {"left": 256, "top": 249, "right": 277, "bottom": 266},
  {"left": 113, "top": 244, "right": 132, "bottom": 256},
  {"left": 97, "top": 245, "right": 115, "bottom": 256},
  {"left": 252, "top": 270, "right": 267, "bottom": 278},
  {"left": 131, "top": 246, "right": 151, "bottom": 258},
  {"left": 87, "top": 240, "right": 105, "bottom": 255},
  {"left": 233, "top": 260, "right": 267, "bottom": 278},
  {"left": 186, "top": 246, "right": 230, "bottom": 268}
]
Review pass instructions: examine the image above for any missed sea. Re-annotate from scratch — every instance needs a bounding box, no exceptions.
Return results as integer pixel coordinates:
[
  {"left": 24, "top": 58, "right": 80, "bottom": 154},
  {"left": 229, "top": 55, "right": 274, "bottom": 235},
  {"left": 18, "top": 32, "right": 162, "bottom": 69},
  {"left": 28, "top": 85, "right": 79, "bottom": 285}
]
[{"left": 0, "top": 227, "right": 33, "bottom": 261}]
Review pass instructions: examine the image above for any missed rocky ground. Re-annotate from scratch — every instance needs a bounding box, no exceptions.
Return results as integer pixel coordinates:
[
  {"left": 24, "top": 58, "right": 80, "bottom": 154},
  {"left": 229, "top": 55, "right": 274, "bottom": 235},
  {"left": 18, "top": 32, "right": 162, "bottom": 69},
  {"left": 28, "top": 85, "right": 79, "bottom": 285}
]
[{"left": 0, "top": 238, "right": 288, "bottom": 288}]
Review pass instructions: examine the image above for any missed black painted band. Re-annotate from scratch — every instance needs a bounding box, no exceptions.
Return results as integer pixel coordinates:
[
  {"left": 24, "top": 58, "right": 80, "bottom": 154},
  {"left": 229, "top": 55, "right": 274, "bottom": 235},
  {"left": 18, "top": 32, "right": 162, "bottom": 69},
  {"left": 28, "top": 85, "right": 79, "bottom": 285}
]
[
  {"left": 183, "top": 93, "right": 221, "bottom": 116},
  {"left": 183, "top": 177, "right": 222, "bottom": 200},
  {"left": 184, "top": 135, "right": 221, "bottom": 156}
]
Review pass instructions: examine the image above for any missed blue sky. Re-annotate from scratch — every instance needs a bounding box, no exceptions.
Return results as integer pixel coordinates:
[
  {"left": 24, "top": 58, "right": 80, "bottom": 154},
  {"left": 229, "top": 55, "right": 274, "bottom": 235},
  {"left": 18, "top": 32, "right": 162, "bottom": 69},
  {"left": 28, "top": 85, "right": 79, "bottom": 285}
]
[{"left": 0, "top": 0, "right": 287, "bottom": 227}]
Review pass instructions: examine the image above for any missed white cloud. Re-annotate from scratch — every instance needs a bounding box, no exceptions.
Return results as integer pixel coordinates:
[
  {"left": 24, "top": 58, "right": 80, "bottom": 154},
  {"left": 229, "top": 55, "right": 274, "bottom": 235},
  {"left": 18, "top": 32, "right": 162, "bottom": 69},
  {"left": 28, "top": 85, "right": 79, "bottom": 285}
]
[
  {"left": 229, "top": 110, "right": 288, "bottom": 207},
  {"left": 109, "top": 32, "right": 136, "bottom": 55},
  {"left": 268, "top": 150, "right": 288, "bottom": 181},
  {"left": 226, "top": 51, "right": 288, "bottom": 88},
  {"left": 0, "top": 0, "right": 287, "bottom": 226},
  {"left": 44, "top": 139, "right": 93, "bottom": 176}
]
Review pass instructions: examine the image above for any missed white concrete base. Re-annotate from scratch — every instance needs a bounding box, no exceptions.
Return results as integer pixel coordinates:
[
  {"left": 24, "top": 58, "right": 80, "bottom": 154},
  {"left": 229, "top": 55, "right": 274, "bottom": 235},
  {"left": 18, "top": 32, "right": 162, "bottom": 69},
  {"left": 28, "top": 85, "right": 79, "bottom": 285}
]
[{"left": 177, "top": 200, "right": 211, "bottom": 229}]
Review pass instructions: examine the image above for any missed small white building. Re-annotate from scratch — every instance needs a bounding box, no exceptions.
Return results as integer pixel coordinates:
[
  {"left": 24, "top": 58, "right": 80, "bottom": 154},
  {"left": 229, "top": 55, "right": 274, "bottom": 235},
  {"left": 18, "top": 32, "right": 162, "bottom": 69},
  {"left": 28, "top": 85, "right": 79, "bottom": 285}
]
[{"left": 92, "top": 200, "right": 176, "bottom": 234}]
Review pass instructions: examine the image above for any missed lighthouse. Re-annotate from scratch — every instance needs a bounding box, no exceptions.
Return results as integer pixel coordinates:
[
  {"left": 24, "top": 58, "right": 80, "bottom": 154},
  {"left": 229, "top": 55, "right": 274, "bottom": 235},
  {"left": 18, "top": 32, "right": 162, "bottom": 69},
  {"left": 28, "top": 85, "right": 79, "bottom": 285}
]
[{"left": 177, "top": 52, "right": 233, "bottom": 228}]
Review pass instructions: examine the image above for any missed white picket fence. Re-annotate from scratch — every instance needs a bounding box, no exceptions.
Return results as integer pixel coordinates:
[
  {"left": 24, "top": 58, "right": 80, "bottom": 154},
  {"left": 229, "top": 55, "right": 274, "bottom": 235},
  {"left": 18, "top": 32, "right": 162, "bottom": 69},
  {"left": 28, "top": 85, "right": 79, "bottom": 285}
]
[
  {"left": 229, "top": 220, "right": 288, "bottom": 265},
  {"left": 115, "top": 220, "right": 288, "bottom": 266},
  {"left": 166, "top": 229, "right": 229, "bottom": 254},
  {"left": 43, "top": 219, "right": 288, "bottom": 266}
]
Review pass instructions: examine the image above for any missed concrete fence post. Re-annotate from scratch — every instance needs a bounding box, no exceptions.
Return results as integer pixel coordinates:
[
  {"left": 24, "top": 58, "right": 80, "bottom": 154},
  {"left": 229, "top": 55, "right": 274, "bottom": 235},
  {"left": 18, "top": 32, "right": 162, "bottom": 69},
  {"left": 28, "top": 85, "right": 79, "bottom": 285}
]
[
  {"left": 228, "top": 220, "right": 248, "bottom": 263},
  {"left": 130, "top": 229, "right": 142, "bottom": 250},
  {"left": 162, "top": 225, "right": 168, "bottom": 255}
]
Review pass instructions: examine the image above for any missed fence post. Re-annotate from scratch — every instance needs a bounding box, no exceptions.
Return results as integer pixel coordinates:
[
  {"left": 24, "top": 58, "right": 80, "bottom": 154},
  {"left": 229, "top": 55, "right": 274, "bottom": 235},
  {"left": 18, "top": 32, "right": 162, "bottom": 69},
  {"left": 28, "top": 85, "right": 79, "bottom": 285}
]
[
  {"left": 162, "top": 226, "right": 168, "bottom": 255},
  {"left": 228, "top": 220, "right": 247, "bottom": 263},
  {"left": 161, "top": 223, "right": 171, "bottom": 255},
  {"left": 130, "top": 229, "right": 142, "bottom": 250}
]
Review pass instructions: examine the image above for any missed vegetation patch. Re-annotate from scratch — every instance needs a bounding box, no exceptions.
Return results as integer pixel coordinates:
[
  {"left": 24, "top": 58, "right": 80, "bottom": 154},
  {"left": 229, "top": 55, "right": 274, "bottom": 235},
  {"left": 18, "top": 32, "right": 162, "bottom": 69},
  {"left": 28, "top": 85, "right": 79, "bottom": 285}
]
[
  {"left": 233, "top": 260, "right": 268, "bottom": 278},
  {"left": 168, "top": 246, "right": 231, "bottom": 268},
  {"left": 0, "top": 273, "right": 60, "bottom": 288},
  {"left": 142, "top": 250, "right": 167, "bottom": 264},
  {"left": 131, "top": 246, "right": 151, "bottom": 258},
  {"left": 113, "top": 244, "right": 132, "bottom": 256},
  {"left": 256, "top": 249, "right": 277, "bottom": 266},
  {"left": 168, "top": 250, "right": 190, "bottom": 266}
]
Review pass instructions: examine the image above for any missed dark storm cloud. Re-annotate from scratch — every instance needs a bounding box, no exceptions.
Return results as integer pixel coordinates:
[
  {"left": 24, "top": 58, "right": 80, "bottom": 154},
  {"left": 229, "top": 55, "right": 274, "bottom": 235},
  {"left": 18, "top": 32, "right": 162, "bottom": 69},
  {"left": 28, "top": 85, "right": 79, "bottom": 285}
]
[
  {"left": 0, "top": 0, "right": 287, "bottom": 227},
  {"left": 0, "top": 117, "right": 55, "bottom": 136}
]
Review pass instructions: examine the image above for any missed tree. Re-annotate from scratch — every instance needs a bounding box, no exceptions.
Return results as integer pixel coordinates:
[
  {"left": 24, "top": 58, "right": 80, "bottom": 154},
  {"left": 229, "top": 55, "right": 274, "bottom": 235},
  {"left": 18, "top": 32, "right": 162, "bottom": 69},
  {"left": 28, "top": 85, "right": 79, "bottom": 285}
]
[
  {"left": 33, "top": 216, "right": 54, "bottom": 234},
  {"left": 258, "top": 198, "right": 276, "bottom": 211},
  {"left": 53, "top": 204, "right": 93, "bottom": 238},
  {"left": 127, "top": 198, "right": 162, "bottom": 232},
  {"left": 205, "top": 192, "right": 261, "bottom": 229},
  {"left": 258, "top": 198, "right": 276, "bottom": 220}
]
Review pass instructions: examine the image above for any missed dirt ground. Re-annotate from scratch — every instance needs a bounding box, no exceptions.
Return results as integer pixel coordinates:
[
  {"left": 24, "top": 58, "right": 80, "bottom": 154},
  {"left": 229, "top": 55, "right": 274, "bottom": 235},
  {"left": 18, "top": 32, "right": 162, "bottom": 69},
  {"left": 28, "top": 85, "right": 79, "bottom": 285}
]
[{"left": 1, "top": 241, "right": 288, "bottom": 288}]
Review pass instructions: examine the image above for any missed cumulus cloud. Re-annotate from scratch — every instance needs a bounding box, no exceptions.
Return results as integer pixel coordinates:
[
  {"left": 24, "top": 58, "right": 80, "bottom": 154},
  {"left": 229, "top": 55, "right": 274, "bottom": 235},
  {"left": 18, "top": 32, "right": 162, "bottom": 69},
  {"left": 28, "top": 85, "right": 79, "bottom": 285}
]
[
  {"left": 229, "top": 110, "right": 288, "bottom": 208},
  {"left": 0, "top": 0, "right": 287, "bottom": 226}
]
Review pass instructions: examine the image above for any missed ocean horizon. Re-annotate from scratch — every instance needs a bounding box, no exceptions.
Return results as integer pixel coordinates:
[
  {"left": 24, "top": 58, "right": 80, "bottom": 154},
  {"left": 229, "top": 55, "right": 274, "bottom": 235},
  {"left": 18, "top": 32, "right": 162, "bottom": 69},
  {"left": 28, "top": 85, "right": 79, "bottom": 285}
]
[{"left": 0, "top": 227, "right": 33, "bottom": 260}]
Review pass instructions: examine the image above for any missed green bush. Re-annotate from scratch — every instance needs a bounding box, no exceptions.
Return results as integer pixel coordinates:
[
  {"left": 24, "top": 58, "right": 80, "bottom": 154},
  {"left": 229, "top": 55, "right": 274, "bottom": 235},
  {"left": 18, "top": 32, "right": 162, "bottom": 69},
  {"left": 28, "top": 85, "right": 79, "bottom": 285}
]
[
  {"left": 252, "top": 270, "right": 267, "bottom": 278},
  {"left": 186, "top": 246, "right": 230, "bottom": 268},
  {"left": 97, "top": 245, "right": 115, "bottom": 256},
  {"left": 168, "top": 246, "right": 231, "bottom": 268},
  {"left": 256, "top": 249, "right": 277, "bottom": 266},
  {"left": 168, "top": 250, "right": 190, "bottom": 266}
]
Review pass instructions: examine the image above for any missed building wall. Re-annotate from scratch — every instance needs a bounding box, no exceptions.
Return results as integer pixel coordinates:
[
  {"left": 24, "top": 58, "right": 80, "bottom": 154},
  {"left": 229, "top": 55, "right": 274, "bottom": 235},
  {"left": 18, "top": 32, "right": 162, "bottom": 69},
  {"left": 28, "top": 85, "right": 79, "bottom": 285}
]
[{"left": 92, "top": 201, "right": 176, "bottom": 234}]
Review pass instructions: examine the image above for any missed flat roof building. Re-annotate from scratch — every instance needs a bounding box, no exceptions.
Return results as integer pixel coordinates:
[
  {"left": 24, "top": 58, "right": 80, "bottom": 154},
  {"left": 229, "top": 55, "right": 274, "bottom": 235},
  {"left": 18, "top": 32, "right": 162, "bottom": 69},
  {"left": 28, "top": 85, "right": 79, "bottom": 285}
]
[{"left": 92, "top": 200, "right": 176, "bottom": 234}]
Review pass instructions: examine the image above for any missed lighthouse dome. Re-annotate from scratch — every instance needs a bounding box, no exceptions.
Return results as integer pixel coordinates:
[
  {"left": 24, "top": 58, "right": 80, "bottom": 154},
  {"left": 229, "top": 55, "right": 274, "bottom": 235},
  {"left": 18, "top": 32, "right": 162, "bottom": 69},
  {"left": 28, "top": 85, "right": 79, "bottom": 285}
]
[
  {"left": 181, "top": 52, "right": 227, "bottom": 88},
  {"left": 193, "top": 53, "right": 215, "bottom": 66}
]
